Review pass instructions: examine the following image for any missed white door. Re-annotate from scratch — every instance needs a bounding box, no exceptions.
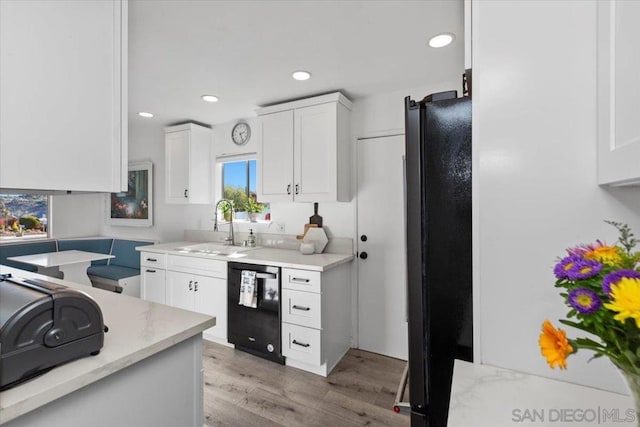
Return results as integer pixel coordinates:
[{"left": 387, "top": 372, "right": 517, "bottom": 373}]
[{"left": 357, "top": 135, "right": 408, "bottom": 360}]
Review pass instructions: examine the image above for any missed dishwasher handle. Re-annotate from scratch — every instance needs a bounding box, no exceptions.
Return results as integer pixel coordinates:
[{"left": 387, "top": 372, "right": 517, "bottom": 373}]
[{"left": 256, "top": 272, "right": 277, "bottom": 280}]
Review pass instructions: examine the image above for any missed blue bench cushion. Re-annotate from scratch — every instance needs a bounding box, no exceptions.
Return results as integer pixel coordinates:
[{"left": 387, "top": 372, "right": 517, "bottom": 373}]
[
  {"left": 87, "top": 265, "right": 140, "bottom": 281},
  {"left": 57, "top": 239, "right": 113, "bottom": 266},
  {"left": 110, "top": 239, "right": 153, "bottom": 269},
  {"left": 0, "top": 240, "right": 57, "bottom": 272}
]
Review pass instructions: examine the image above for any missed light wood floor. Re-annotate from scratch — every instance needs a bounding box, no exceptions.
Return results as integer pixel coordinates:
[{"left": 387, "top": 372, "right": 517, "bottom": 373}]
[{"left": 202, "top": 341, "right": 410, "bottom": 427}]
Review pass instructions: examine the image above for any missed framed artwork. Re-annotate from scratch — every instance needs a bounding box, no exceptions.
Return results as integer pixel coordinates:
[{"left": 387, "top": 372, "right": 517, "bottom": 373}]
[{"left": 107, "top": 161, "right": 153, "bottom": 227}]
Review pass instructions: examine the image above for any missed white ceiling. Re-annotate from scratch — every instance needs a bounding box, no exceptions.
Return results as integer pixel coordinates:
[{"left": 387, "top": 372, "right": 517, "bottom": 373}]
[{"left": 128, "top": 0, "right": 464, "bottom": 127}]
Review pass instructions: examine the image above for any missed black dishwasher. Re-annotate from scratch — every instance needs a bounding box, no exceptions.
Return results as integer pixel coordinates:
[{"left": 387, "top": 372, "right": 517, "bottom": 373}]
[{"left": 227, "top": 262, "right": 284, "bottom": 364}]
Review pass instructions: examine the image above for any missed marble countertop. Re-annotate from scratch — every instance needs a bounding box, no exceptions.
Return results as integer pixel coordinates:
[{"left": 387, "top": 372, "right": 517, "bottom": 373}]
[
  {"left": 0, "top": 265, "right": 215, "bottom": 424},
  {"left": 138, "top": 241, "right": 354, "bottom": 272},
  {"left": 448, "top": 360, "right": 634, "bottom": 426}
]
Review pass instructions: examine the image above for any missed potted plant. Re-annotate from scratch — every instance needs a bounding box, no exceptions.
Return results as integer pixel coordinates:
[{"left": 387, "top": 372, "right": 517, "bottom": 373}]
[
  {"left": 220, "top": 200, "right": 233, "bottom": 222},
  {"left": 245, "top": 197, "right": 265, "bottom": 223}
]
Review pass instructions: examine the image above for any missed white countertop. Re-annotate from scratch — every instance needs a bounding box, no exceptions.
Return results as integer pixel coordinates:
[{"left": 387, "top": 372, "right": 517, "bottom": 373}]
[
  {"left": 7, "top": 250, "right": 114, "bottom": 267},
  {"left": 138, "top": 241, "right": 354, "bottom": 272},
  {"left": 0, "top": 265, "right": 215, "bottom": 424},
  {"left": 448, "top": 360, "right": 634, "bottom": 426}
]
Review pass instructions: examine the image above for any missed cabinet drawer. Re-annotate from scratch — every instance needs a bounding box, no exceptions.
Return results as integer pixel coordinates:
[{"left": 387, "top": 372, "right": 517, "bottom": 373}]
[
  {"left": 167, "top": 255, "right": 227, "bottom": 278},
  {"left": 282, "top": 268, "right": 321, "bottom": 293},
  {"left": 282, "top": 289, "right": 321, "bottom": 329},
  {"left": 141, "top": 252, "right": 166, "bottom": 269},
  {"left": 282, "top": 323, "right": 322, "bottom": 365}
]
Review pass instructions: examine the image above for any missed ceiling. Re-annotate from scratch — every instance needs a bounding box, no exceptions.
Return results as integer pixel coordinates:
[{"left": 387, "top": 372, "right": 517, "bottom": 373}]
[{"left": 128, "top": 0, "right": 464, "bottom": 127}]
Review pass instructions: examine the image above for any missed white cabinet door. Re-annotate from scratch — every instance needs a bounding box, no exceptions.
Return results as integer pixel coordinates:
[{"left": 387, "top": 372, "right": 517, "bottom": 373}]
[
  {"left": 0, "top": 0, "right": 127, "bottom": 192},
  {"left": 597, "top": 1, "right": 640, "bottom": 185},
  {"left": 194, "top": 275, "right": 227, "bottom": 342},
  {"left": 166, "top": 271, "right": 195, "bottom": 311},
  {"left": 165, "top": 130, "right": 190, "bottom": 203},
  {"left": 258, "top": 110, "right": 294, "bottom": 202},
  {"left": 165, "top": 123, "right": 212, "bottom": 204},
  {"left": 294, "top": 103, "right": 338, "bottom": 202},
  {"left": 141, "top": 268, "right": 166, "bottom": 305}
]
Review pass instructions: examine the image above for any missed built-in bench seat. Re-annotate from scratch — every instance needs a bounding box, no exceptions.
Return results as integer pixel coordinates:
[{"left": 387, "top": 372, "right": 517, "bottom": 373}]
[
  {"left": 87, "top": 239, "right": 153, "bottom": 296},
  {"left": 0, "top": 240, "right": 58, "bottom": 272},
  {"left": 0, "top": 237, "right": 154, "bottom": 297}
]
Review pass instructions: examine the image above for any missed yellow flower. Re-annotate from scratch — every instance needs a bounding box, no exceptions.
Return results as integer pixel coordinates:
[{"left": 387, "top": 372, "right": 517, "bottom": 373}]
[
  {"left": 603, "top": 278, "right": 640, "bottom": 327},
  {"left": 539, "top": 320, "right": 573, "bottom": 370},
  {"left": 584, "top": 245, "right": 622, "bottom": 266}
]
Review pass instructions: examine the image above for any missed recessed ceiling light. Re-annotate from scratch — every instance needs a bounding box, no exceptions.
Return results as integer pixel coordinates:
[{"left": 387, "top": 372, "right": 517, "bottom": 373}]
[
  {"left": 202, "top": 95, "right": 219, "bottom": 103},
  {"left": 138, "top": 111, "right": 154, "bottom": 118},
  {"left": 428, "top": 33, "right": 455, "bottom": 48},
  {"left": 292, "top": 70, "right": 311, "bottom": 81}
]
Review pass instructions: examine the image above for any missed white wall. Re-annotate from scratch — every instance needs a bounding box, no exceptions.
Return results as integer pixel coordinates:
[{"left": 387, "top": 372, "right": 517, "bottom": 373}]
[
  {"left": 474, "top": 0, "right": 640, "bottom": 393},
  {"left": 50, "top": 193, "right": 103, "bottom": 238}
]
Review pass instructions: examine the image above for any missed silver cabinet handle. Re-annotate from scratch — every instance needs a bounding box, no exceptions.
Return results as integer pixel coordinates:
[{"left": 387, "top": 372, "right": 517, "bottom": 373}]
[
  {"left": 194, "top": 281, "right": 198, "bottom": 292},
  {"left": 287, "top": 184, "right": 291, "bottom": 195},
  {"left": 146, "top": 269, "right": 156, "bottom": 273},
  {"left": 188, "top": 280, "right": 193, "bottom": 291},
  {"left": 291, "top": 277, "right": 310, "bottom": 284},
  {"left": 184, "top": 189, "right": 188, "bottom": 198},
  {"left": 292, "top": 305, "right": 311, "bottom": 311},
  {"left": 295, "top": 184, "right": 299, "bottom": 195},
  {"left": 292, "top": 340, "right": 310, "bottom": 348},
  {"left": 146, "top": 258, "right": 157, "bottom": 262}
]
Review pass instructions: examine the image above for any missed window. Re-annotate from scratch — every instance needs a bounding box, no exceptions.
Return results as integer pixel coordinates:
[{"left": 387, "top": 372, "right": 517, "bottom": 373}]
[
  {"left": 0, "top": 194, "right": 50, "bottom": 241},
  {"left": 220, "top": 158, "right": 269, "bottom": 221}
]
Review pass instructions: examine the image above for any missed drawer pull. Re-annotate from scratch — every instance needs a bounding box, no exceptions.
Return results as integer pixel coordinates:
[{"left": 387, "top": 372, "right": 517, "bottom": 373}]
[
  {"left": 146, "top": 258, "right": 157, "bottom": 262},
  {"left": 146, "top": 269, "right": 156, "bottom": 273},
  {"left": 291, "top": 277, "right": 310, "bottom": 284},
  {"left": 292, "top": 339, "right": 310, "bottom": 348},
  {"left": 292, "top": 305, "right": 311, "bottom": 311}
]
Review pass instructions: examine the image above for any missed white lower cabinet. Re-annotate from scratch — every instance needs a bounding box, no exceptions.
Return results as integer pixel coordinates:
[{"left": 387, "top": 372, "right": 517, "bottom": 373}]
[
  {"left": 166, "top": 271, "right": 227, "bottom": 343},
  {"left": 166, "top": 256, "right": 227, "bottom": 344},
  {"left": 141, "top": 252, "right": 167, "bottom": 304},
  {"left": 141, "top": 268, "right": 166, "bottom": 304},
  {"left": 281, "top": 263, "right": 351, "bottom": 377}
]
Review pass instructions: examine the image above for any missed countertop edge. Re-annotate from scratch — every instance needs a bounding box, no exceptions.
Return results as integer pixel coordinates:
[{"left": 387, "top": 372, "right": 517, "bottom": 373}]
[{"left": 136, "top": 243, "right": 354, "bottom": 272}]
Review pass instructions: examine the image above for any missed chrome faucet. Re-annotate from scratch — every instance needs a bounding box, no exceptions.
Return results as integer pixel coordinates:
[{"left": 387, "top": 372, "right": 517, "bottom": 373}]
[{"left": 214, "top": 199, "right": 235, "bottom": 246}]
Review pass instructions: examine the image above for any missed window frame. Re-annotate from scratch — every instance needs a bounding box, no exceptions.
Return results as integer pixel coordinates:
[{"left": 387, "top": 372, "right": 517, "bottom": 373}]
[{"left": 215, "top": 153, "right": 269, "bottom": 222}]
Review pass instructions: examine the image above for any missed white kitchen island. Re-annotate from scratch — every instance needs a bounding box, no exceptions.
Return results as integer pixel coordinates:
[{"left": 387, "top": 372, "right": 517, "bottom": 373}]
[{"left": 0, "top": 265, "right": 215, "bottom": 427}]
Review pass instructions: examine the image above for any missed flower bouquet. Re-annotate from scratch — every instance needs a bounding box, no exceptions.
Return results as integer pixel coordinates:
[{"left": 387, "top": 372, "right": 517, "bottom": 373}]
[{"left": 540, "top": 221, "right": 640, "bottom": 415}]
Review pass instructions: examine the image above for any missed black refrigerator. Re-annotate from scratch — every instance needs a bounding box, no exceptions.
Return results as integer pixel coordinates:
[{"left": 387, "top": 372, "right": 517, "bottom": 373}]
[{"left": 404, "top": 73, "right": 473, "bottom": 427}]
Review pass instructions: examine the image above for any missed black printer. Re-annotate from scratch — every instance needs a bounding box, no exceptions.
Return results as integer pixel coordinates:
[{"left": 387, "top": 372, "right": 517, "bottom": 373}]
[{"left": 0, "top": 274, "right": 106, "bottom": 390}]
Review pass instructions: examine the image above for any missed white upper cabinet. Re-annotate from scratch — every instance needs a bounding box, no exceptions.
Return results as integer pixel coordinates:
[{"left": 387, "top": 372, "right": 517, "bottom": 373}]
[
  {"left": 258, "top": 110, "right": 294, "bottom": 202},
  {"left": 597, "top": 1, "right": 640, "bottom": 186},
  {"left": 0, "top": 0, "right": 127, "bottom": 192},
  {"left": 165, "top": 123, "right": 212, "bottom": 204},
  {"left": 257, "top": 92, "right": 352, "bottom": 203}
]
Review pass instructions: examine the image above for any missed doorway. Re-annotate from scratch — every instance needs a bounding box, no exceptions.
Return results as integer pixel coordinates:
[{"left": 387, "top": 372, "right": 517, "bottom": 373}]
[{"left": 356, "top": 134, "right": 408, "bottom": 360}]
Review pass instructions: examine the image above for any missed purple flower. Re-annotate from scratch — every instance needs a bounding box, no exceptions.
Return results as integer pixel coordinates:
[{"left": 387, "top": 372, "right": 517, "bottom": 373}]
[
  {"left": 602, "top": 269, "right": 640, "bottom": 296},
  {"left": 566, "top": 259, "right": 603, "bottom": 280},
  {"left": 554, "top": 255, "right": 583, "bottom": 279},
  {"left": 568, "top": 288, "right": 602, "bottom": 314}
]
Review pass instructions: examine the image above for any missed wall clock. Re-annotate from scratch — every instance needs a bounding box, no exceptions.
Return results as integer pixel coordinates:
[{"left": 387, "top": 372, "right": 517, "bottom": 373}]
[{"left": 231, "top": 122, "right": 251, "bottom": 145}]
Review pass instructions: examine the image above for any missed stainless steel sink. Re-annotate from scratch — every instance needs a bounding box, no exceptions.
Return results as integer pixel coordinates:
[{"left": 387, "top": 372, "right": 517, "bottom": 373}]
[{"left": 173, "top": 242, "right": 255, "bottom": 257}]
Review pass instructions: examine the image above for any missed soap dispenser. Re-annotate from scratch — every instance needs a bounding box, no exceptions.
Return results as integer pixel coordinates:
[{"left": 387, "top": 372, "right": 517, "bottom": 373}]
[{"left": 248, "top": 229, "right": 256, "bottom": 247}]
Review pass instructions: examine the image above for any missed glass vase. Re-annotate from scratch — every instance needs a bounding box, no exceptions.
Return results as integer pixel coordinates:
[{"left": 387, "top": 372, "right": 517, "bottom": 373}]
[{"left": 617, "top": 366, "right": 640, "bottom": 426}]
